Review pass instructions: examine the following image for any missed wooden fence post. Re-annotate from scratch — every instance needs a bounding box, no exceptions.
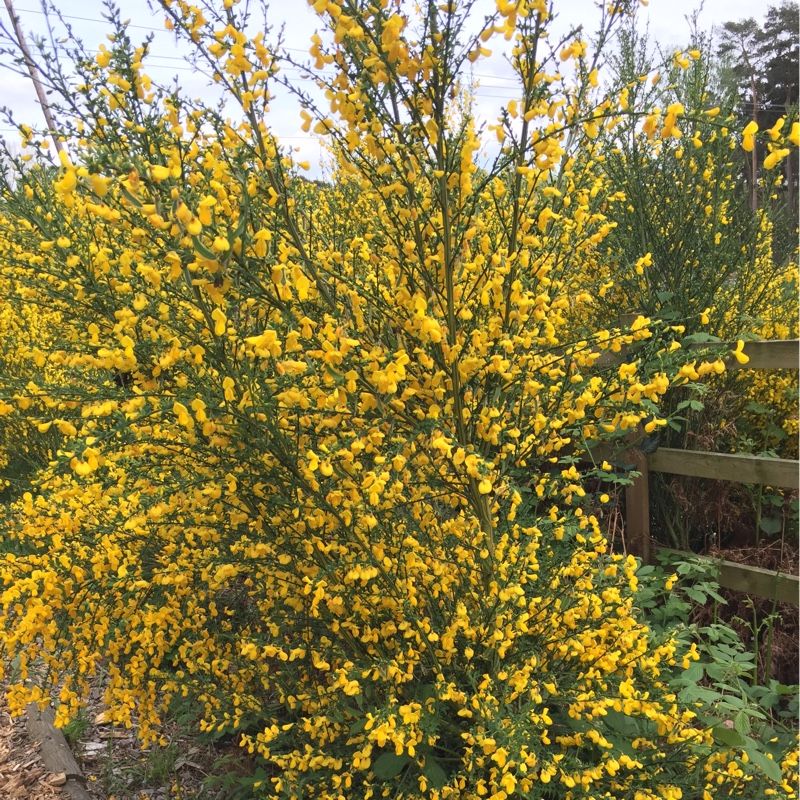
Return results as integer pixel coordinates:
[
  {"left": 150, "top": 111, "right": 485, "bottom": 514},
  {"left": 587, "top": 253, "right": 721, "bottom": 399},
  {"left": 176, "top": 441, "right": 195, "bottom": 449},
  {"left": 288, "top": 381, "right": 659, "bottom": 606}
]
[
  {"left": 625, "top": 449, "right": 650, "bottom": 564},
  {"left": 618, "top": 312, "right": 651, "bottom": 563}
]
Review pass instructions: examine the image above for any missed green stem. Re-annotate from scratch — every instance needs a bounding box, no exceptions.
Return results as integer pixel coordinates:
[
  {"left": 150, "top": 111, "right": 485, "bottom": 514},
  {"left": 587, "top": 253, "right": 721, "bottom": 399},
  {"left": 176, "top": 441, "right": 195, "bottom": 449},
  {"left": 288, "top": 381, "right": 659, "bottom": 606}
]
[
  {"left": 752, "top": 603, "right": 759, "bottom": 686},
  {"left": 763, "top": 594, "right": 779, "bottom": 686}
]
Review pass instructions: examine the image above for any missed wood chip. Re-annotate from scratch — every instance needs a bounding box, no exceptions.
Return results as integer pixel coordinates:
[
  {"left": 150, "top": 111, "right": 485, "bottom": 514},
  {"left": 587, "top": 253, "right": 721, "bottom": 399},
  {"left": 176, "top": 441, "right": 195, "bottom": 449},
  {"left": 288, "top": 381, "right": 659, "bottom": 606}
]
[{"left": 98, "top": 730, "right": 128, "bottom": 740}]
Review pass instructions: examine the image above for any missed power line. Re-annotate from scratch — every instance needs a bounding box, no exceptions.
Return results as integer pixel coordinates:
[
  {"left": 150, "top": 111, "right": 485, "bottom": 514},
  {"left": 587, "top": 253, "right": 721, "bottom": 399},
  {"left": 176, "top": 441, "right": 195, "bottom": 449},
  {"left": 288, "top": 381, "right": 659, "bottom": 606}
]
[
  {"left": 11, "top": 4, "right": 520, "bottom": 82},
  {"left": 12, "top": 4, "right": 175, "bottom": 34}
]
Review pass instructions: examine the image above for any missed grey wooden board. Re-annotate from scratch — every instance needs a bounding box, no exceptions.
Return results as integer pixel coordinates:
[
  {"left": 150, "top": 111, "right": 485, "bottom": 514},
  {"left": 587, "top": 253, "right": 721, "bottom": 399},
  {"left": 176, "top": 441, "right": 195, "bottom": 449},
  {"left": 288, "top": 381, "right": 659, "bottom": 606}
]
[
  {"left": 25, "top": 703, "right": 92, "bottom": 800},
  {"left": 589, "top": 339, "right": 798, "bottom": 372},
  {"left": 724, "top": 339, "right": 798, "bottom": 370},
  {"left": 649, "top": 448, "right": 799, "bottom": 489},
  {"left": 657, "top": 548, "right": 799, "bottom": 606}
]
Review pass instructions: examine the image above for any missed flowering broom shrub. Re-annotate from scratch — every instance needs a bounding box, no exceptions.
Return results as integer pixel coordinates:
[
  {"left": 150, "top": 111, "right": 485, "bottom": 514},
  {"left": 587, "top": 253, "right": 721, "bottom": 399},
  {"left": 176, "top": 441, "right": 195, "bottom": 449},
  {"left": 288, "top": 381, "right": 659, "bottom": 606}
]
[
  {"left": 0, "top": 184, "right": 63, "bottom": 501},
  {"left": 0, "top": 0, "right": 797, "bottom": 798}
]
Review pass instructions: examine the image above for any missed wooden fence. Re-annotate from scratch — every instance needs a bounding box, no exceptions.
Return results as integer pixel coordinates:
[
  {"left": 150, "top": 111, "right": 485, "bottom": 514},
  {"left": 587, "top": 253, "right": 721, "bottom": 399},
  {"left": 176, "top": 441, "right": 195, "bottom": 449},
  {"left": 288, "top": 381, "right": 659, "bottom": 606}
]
[{"left": 623, "top": 339, "right": 799, "bottom": 606}]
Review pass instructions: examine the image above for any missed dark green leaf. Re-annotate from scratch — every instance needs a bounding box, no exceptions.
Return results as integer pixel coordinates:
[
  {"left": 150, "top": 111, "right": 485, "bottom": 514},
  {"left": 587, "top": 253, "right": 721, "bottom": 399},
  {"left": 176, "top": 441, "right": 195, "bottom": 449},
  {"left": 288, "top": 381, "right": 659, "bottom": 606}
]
[
  {"left": 422, "top": 757, "right": 447, "bottom": 790},
  {"left": 372, "top": 752, "right": 411, "bottom": 780},
  {"left": 712, "top": 726, "right": 746, "bottom": 748},
  {"left": 604, "top": 709, "right": 640, "bottom": 736},
  {"left": 759, "top": 516, "right": 782, "bottom": 535},
  {"left": 606, "top": 735, "right": 638, "bottom": 757},
  {"left": 349, "top": 718, "right": 367, "bottom": 735}
]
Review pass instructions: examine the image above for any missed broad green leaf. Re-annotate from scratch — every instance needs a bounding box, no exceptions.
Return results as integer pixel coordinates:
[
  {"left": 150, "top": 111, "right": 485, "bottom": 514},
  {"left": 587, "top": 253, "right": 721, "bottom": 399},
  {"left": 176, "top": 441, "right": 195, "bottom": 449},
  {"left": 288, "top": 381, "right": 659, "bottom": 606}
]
[
  {"left": 759, "top": 691, "right": 780, "bottom": 710},
  {"left": 733, "top": 711, "right": 751, "bottom": 736},
  {"left": 682, "top": 662, "right": 704, "bottom": 683},
  {"left": 679, "top": 685, "right": 722, "bottom": 704},
  {"left": 759, "top": 516, "right": 782, "bottom": 535},
  {"left": 712, "top": 725, "right": 746, "bottom": 748},
  {"left": 746, "top": 745, "right": 782, "bottom": 784},
  {"left": 422, "top": 756, "right": 447, "bottom": 790},
  {"left": 606, "top": 735, "right": 637, "bottom": 757},
  {"left": 372, "top": 752, "right": 411, "bottom": 781},
  {"left": 604, "top": 709, "right": 640, "bottom": 736}
]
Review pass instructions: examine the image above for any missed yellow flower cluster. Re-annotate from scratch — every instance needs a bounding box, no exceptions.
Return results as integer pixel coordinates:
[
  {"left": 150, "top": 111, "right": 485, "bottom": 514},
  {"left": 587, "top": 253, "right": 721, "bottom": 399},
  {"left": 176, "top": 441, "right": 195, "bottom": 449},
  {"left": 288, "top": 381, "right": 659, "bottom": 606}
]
[{"left": 0, "top": 1, "right": 796, "bottom": 799}]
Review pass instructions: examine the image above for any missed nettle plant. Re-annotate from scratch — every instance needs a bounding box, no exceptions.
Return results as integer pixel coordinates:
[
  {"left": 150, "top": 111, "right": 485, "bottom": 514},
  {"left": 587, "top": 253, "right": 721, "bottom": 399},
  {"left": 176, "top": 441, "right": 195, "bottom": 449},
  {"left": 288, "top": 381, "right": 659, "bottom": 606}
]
[{"left": 0, "top": 0, "right": 797, "bottom": 798}]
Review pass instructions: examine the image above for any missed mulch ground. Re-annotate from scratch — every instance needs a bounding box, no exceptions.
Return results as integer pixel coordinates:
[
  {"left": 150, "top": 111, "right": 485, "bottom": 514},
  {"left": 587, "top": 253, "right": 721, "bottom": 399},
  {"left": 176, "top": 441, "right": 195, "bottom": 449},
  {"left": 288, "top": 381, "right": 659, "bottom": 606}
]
[
  {"left": 0, "top": 695, "right": 96, "bottom": 799},
  {"left": 0, "top": 685, "right": 225, "bottom": 800}
]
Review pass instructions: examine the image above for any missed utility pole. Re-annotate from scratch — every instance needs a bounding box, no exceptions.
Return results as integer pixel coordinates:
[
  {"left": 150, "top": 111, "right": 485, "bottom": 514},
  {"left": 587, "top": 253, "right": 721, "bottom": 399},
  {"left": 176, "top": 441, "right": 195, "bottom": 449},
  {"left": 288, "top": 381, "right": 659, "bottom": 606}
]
[{"left": 3, "top": 0, "right": 63, "bottom": 153}]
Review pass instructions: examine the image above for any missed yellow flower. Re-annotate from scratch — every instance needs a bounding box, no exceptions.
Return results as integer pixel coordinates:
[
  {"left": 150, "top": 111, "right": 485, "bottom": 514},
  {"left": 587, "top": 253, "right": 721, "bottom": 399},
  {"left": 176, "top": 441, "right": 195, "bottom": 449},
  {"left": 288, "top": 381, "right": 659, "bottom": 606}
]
[
  {"left": 741, "top": 120, "right": 758, "bottom": 152},
  {"left": 732, "top": 340, "right": 749, "bottom": 365},
  {"left": 763, "top": 148, "right": 790, "bottom": 170}
]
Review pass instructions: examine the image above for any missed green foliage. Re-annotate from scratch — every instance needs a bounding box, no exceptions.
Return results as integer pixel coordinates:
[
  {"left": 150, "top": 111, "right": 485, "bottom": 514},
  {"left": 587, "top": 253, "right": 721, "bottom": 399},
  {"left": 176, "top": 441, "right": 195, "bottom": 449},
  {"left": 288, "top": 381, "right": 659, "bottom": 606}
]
[{"left": 637, "top": 553, "right": 799, "bottom": 791}]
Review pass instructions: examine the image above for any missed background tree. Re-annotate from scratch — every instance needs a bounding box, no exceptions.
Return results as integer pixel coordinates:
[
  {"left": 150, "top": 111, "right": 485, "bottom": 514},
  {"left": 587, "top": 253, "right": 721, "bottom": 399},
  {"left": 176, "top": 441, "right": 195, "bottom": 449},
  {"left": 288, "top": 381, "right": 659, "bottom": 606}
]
[{"left": 718, "top": 2, "right": 798, "bottom": 252}]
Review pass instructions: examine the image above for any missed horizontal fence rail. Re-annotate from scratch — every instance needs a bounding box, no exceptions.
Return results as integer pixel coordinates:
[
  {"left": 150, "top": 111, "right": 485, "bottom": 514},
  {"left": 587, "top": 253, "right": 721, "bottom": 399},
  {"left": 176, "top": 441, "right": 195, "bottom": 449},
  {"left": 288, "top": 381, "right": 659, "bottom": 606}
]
[
  {"left": 718, "top": 338, "right": 798, "bottom": 370},
  {"left": 657, "top": 548, "right": 800, "bottom": 606},
  {"left": 649, "top": 449, "right": 800, "bottom": 490}
]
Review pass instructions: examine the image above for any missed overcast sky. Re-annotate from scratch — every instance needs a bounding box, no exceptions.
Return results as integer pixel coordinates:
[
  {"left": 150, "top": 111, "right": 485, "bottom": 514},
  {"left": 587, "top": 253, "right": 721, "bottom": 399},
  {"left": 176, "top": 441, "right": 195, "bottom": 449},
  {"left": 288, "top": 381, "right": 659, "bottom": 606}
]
[{"left": 0, "top": 0, "right": 769, "bottom": 169}]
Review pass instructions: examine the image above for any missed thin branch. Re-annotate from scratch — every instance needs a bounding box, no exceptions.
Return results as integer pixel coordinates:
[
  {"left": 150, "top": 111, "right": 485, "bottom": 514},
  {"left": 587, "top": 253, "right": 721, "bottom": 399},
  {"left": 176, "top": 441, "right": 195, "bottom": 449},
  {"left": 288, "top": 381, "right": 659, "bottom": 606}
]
[{"left": 3, "top": 0, "right": 62, "bottom": 152}]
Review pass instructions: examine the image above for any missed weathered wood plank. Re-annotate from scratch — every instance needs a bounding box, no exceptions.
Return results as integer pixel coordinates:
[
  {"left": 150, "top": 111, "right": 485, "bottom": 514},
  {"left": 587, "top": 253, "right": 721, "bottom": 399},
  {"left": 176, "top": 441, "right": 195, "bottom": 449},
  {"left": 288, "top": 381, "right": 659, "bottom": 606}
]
[
  {"left": 656, "top": 548, "right": 800, "bottom": 606},
  {"left": 25, "top": 703, "right": 92, "bottom": 800},
  {"left": 725, "top": 339, "right": 799, "bottom": 371},
  {"left": 717, "top": 560, "right": 800, "bottom": 606},
  {"left": 590, "top": 339, "right": 798, "bottom": 371},
  {"left": 648, "top": 448, "right": 799, "bottom": 489}
]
